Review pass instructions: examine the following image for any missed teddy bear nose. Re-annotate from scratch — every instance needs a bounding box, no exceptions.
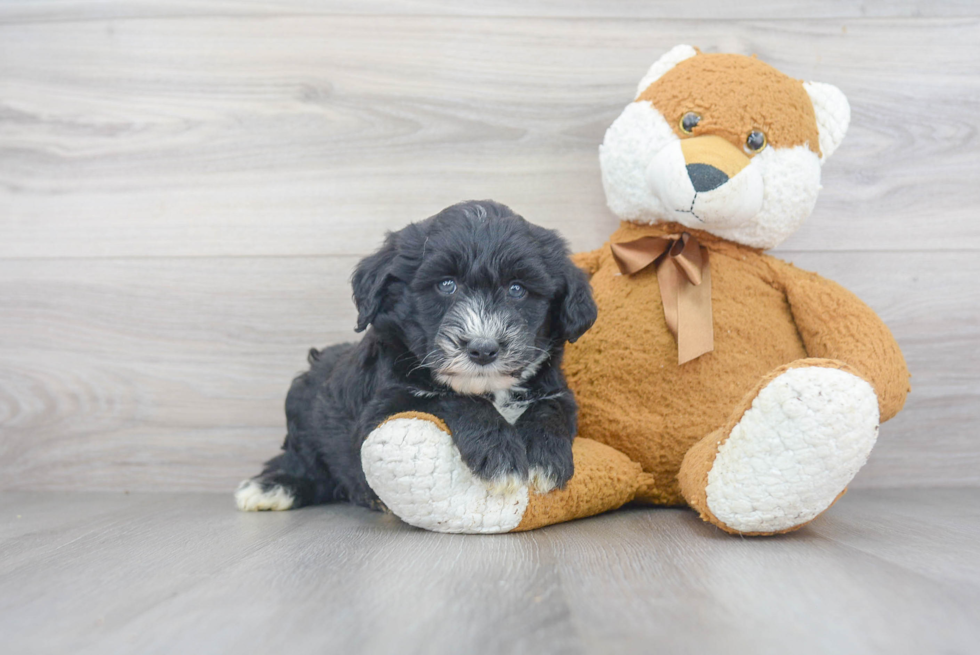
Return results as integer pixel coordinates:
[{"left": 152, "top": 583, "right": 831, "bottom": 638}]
[
  {"left": 686, "top": 163, "right": 729, "bottom": 193},
  {"left": 466, "top": 338, "right": 500, "bottom": 365}
]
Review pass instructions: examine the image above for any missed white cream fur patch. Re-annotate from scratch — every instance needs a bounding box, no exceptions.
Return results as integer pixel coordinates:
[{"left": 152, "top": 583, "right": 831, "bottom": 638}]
[
  {"left": 804, "top": 81, "right": 851, "bottom": 161},
  {"left": 235, "top": 479, "right": 295, "bottom": 511},
  {"left": 361, "top": 417, "right": 529, "bottom": 534},
  {"left": 600, "top": 101, "right": 675, "bottom": 222},
  {"left": 436, "top": 372, "right": 517, "bottom": 395},
  {"left": 705, "top": 366, "right": 879, "bottom": 533},
  {"left": 704, "top": 145, "right": 821, "bottom": 249},
  {"left": 491, "top": 389, "right": 529, "bottom": 425},
  {"left": 645, "top": 139, "right": 764, "bottom": 229},
  {"left": 529, "top": 467, "right": 558, "bottom": 494}
]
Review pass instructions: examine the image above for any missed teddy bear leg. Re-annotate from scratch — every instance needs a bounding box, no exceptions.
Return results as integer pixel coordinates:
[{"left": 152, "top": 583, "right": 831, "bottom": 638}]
[
  {"left": 677, "top": 358, "right": 879, "bottom": 535},
  {"left": 361, "top": 412, "right": 649, "bottom": 534}
]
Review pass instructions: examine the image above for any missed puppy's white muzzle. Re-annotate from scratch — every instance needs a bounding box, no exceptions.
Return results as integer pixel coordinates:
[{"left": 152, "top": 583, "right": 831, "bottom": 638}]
[{"left": 434, "top": 297, "right": 526, "bottom": 395}]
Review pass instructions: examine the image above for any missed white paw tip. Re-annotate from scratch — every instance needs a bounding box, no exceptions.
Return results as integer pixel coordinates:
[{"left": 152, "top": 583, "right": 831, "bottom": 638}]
[
  {"left": 529, "top": 467, "right": 558, "bottom": 494},
  {"left": 234, "top": 479, "right": 295, "bottom": 512},
  {"left": 487, "top": 473, "right": 527, "bottom": 496},
  {"left": 362, "top": 418, "right": 529, "bottom": 534},
  {"left": 706, "top": 366, "right": 879, "bottom": 533}
]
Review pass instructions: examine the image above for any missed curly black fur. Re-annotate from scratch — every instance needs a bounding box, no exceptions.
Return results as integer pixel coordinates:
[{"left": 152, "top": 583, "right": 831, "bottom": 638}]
[{"left": 241, "top": 200, "right": 598, "bottom": 510}]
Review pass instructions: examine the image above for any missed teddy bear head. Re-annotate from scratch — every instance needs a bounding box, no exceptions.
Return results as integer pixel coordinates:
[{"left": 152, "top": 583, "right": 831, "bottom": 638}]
[{"left": 600, "top": 45, "right": 850, "bottom": 250}]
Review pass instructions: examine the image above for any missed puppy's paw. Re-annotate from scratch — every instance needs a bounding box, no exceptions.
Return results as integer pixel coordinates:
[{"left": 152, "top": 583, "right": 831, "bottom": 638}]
[
  {"left": 235, "top": 479, "right": 295, "bottom": 511},
  {"left": 529, "top": 467, "right": 560, "bottom": 494},
  {"left": 457, "top": 428, "right": 530, "bottom": 489},
  {"left": 487, "top": 473, "right": 527, "bottom": 495},
  {"left": 526, "top": 436, "right": 574, "bottom": 494}
]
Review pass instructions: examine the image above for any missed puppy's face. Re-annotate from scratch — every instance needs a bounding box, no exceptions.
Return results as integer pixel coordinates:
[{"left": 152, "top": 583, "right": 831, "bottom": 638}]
[
  {"left": 352, "top": 201, "right": 596, "bottom": 395},
  {"left": 414, "top": 229, "right": 555, "bottom": 395}
]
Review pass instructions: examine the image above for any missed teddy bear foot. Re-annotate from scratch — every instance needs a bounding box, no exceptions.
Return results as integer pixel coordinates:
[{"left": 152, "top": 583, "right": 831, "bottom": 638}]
[
  {"left": 679, "top": 360, "right": 880, "bottom": 535},
  {"left": 361, "top": 412, "right": 649, "bottom": 534}
]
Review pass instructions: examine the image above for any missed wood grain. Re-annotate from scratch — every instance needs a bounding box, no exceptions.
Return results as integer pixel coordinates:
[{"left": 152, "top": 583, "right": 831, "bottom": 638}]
[
  {"left": 1, "top": 3, "right": 977, "bottom": 494},
  {"left": 1, "top": 0, "right": 977, "bottom": 22},
  {"left": 2, "top": 17, "right": 979, "bottom": 257},
  {"left": 1, "top": 251, "right": 976, "bottom": 491},
  {"left": 1, "top": 488, "right": 978, "bottom": 654},
  {"left": 0, "top": 256, "right": 359, "bottom": 491}
]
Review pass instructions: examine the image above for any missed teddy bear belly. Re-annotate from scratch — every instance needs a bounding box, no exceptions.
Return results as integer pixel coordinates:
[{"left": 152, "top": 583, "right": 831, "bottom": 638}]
[{"left": 563, "top": 256, "right": 808, "bottom": 505}]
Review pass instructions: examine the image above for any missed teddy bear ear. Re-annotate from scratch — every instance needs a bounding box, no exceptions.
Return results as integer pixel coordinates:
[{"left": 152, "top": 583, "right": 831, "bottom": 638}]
[
  {"left": 803, "top": 81, "right": 851, "bottom": 161},
  {"left": 634, "top": 44, "right": 699, "bottom": 98}
]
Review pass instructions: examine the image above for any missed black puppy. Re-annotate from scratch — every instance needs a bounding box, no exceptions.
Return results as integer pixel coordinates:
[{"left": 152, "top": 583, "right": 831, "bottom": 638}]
[{"left": 236, "top": 200, "right": 597, "bottom": 512}]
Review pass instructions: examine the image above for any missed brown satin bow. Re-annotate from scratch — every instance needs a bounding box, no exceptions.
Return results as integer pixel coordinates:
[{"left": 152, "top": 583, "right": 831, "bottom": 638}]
[{"left": 610, "top": 232, "right": 714, "bottom": 365}]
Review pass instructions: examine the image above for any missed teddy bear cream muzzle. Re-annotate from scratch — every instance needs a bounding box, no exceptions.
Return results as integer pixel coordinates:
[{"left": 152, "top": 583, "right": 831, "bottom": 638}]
[{"left": 646, "top": 134, "right": 765, "bottom": 230}]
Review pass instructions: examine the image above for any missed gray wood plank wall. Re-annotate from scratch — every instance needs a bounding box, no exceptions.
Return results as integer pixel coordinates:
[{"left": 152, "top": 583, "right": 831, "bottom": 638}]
[{"left": 1, "top": 1, "right": 978, "bottom": 491}]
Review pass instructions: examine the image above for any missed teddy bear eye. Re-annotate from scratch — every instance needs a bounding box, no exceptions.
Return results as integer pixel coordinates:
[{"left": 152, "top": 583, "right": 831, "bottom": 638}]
[
  {"left": 680, "top": 112, "right": 701, "bottom": 135},
  {"left": 436, "top": 278, "right": 457, "bottom": 295},
  {"left": 746, "top": 130, "right": 767, "bottom": 152}
]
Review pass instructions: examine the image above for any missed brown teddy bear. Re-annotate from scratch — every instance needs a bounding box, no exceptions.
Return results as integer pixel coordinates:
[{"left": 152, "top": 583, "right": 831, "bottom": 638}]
[{"left": 360, "top": 46, "right": 910, "bottom": 535}]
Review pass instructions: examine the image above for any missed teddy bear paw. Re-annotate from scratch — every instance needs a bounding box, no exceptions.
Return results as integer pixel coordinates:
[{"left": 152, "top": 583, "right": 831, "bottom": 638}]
[
  {"left": 361, "top": 416, "right": 529, "bottom": 533},
  {"left": 705, "top": 365, "right": 879, "bottom": 533}
]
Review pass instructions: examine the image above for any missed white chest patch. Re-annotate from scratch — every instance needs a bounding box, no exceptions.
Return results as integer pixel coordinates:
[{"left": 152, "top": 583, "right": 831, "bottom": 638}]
[{"left": 492, "top": 389, "right": 530, "bottom": 425}]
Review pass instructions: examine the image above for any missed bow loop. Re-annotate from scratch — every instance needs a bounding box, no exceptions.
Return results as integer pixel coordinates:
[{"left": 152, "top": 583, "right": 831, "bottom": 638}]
[{"left": 610, "top": 232, "right": 714, "bottom": 365}]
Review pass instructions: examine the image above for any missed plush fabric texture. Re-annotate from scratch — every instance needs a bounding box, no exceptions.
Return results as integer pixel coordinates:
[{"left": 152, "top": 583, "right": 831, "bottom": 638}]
[
  {"left": 564, "top": 221, "right": 910, "bottom": 508},
  {"left": 362, "top": 412, "right": 649, "bottom": 534},
  {"left": 600, "top": 64, "right": 831, "bottom": 248},
  {"left": 704, "top": 365, "right": 877, "bottom": 533},
  {"left": 634, "top": 43, "right": 698, "bottom": 98},
  {"left": 638, "top": 52, "right": 822, "bottom": 156},
  {"left": 514, "top": 438, "right": 651, "bottom": 532},
  {"left": 772, "top": 259, "right": 909, "bottom": 421},
  {"left": 802, "top": 81, "right": 851, "bottom": 160},
  {"left": 362, "top": 413, "right": 530, "bottom": 534},
  {"left": 677, "top": 359, "right": 878, "bottom": 534}
]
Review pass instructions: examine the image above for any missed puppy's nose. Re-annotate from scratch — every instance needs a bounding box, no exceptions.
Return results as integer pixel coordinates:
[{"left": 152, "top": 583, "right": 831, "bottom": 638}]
[
  {"left": 466, "top": 338, "right": 499, "bottom": 366},
  {"left": 686, "top": 163, "right": 729, "bottom": 192}
]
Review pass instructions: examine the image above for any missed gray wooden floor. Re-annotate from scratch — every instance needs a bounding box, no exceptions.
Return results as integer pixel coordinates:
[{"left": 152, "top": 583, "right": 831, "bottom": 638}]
[{"left": 2, "top": 488, "right": 978, "bottom": 655}]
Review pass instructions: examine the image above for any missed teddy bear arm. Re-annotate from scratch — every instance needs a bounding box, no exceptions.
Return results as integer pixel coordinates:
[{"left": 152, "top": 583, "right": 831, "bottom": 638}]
[
  {"left": 775, "top": 263, "right": 910, "bottom": 422},
  {"left": 361, "top": 412, "right": 649, "bottom": 533},
  {"left": 570, "top": 248, "right": 603, "bottom": 278}
]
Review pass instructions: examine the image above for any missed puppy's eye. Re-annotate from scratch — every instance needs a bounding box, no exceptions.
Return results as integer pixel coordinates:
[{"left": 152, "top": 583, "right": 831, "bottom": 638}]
[
  {"left": 436, "top": 278, "right": 457, "bottom": 295},
  {"left": 746, "top": 130, "right": 767, "bottom": 153},
  {"left": 507, "top": 282, "right": 527, "bottom": 299},
  {"left": 680, "top": 112, "right": 701, "bottom": 135}
]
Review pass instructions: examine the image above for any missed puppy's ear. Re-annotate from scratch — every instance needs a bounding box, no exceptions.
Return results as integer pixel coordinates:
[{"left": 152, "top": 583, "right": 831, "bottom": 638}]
[
  {"left": 351, "top": 232, "right": 398, "bottom": 332},
  {"left": 557, "top": 259, "right": 598, "bottom": 344}
]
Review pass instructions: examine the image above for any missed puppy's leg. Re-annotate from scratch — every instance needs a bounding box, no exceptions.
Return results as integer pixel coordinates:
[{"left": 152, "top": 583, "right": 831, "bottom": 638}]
[
  {"left": 362, "top": 412, "right": 650, "bottom": 533},
  {"left": 235, "top": 450, "right": 336, "bottom": 511},
  {"left": 525, "top": 433, "right": 574, "bottom": 494},
  {"left": 433, "top": 398, "right": 530, "bottom": 493},
  {"left": 517, "top": 396, "right": 578, "bottom": 494}
]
